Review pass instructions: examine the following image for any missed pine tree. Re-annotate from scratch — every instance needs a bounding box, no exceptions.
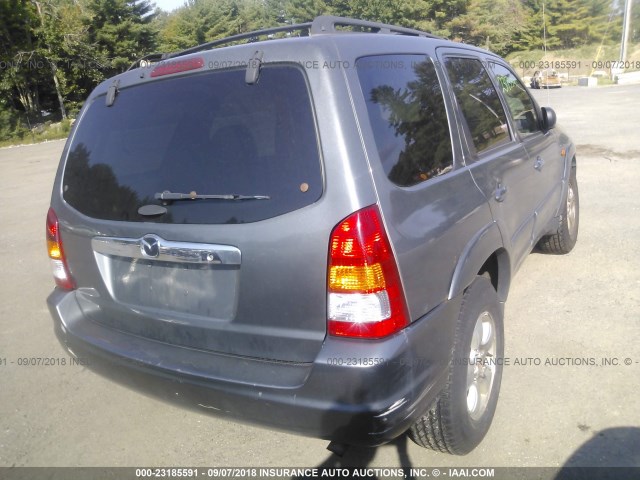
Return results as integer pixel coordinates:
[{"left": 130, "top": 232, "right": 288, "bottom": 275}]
[
  {"left": 85, "top": 0, "right": 157, "bottom": 74},
  {"left": 449, "top": 0, "right": 527, "bottom": 55},
  {"left": 0, "top": 0, "right": 45, "bottom": 116}
]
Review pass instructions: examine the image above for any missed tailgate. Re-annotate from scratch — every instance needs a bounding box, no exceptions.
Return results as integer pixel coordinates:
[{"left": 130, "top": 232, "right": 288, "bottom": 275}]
[{"left": 58, "top": 63, "right": 329, "bottom": 363}]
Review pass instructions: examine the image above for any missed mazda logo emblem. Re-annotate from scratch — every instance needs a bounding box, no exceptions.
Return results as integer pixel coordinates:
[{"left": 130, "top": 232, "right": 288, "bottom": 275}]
[{"left": 141, "top": 235, "right": 160, "bottom": 258}]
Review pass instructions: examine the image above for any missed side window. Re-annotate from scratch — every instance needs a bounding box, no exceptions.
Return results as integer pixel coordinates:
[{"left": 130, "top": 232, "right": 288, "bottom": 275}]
[
  {"left": 443, "top": 57, "right": 511, "bottom": 155},
  {"left": 356, "top": 55, "right": 453, "bottom": 187},
  {"left": 491, "top": 63, "right": 540, "bottom": 137}
]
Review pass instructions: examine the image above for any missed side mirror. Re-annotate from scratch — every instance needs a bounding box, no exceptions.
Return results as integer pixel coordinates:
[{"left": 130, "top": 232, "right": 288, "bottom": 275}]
[{"left": 541, "top": 107, "right": 557, "bottom": 131}]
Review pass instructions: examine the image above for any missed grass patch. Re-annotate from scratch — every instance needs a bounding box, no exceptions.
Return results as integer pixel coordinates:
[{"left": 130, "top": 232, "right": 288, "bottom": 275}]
[{"left": 0, "top": 118, "right": 71, "bottom": 148}]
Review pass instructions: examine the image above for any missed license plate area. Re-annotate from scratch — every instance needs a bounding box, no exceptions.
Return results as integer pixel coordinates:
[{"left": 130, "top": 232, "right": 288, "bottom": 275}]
[{"left": 93, "top": 236, "right": 240, "bottom": 320}]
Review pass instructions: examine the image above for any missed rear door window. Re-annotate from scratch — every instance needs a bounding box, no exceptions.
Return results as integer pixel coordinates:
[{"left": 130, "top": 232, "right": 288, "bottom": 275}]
[
  {"left": 356, "top": 55, "right": 453, "bottom": 187},
  {"left": 443, "top": 57, "right": 511, "bottom": 156},
  {"left": 63, "top": 66, "right": 322, "bottom": 224}
]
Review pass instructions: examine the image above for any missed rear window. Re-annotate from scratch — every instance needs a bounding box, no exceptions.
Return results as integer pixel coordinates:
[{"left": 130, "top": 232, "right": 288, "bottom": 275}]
[{"left": 63, "top": 66, "right": 322, "bottom": 224}]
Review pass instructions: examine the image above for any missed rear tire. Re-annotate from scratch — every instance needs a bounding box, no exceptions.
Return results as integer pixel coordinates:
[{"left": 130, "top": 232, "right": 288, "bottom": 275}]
[
  {"left": 409, "top": 276, "right": 504, "bottom": 455},
  {"left": 538, "top": 166, "right": 579, "bottom": 254}
]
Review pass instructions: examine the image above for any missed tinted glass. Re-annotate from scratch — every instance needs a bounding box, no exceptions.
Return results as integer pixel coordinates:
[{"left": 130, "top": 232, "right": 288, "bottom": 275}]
[
  {"left": 63, "top": 66, "right": 322, "bottom": 224},
  {"left": 491, "top": 63, "right": 539, "bottom": 137},
  {"left": 444, "top": 57, "right": 511, "bottom": 155},
  {"left": 356, "top": 55, "right": 453, "bottom": 187}
]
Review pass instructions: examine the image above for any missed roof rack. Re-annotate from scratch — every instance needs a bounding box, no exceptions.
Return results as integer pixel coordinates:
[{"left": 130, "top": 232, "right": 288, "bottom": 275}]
[
  {"left": 310, "top": 15, "right": 441, "bottom": 39},
  {"left": 128, "top": 16, "right": 441, "bottom": 70},
  {"left": 166, "top": 21, "right": 313, "bottom": 59}
]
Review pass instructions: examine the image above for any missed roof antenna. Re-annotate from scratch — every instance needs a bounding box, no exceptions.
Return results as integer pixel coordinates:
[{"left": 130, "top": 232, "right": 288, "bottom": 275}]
[{"left": 246, "top": 50, "right": 264, "bottom": 85}]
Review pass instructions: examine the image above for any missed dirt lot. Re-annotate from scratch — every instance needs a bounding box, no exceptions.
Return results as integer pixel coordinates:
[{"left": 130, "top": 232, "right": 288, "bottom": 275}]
[{"left": 0, "top": 84, "right": 639, "bottom": 472}]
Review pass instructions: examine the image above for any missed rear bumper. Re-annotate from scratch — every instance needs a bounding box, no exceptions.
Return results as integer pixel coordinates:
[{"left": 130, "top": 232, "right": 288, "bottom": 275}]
[{"left": 47, "top": 289, "right": 459, "bottom": 446}]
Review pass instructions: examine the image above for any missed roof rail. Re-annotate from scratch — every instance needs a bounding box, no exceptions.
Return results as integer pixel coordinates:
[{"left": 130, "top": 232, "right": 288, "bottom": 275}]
[
  {"left": 166, "top": 22, "right": 313, "bottom": 60},
  {"left": 310, "top": 15, "right": 441, "bottom": 39},
  {"left": 128, "top": 15, "right": 441, "bottom": 69}
]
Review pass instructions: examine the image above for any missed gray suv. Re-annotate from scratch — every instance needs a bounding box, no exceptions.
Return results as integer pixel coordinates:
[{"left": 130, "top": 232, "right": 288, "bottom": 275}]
[{"left": 46, "top": 16, "right": 579, "bottom": 455}]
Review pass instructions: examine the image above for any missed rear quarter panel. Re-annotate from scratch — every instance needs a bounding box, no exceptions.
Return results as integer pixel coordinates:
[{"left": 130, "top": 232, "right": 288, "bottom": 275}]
[{"left": 338, "top": 37, "right": 498, "bottom": 321}]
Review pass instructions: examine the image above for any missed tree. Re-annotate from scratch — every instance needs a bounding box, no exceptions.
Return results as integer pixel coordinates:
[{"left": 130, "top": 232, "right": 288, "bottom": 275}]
[
  {"left": 156, "top": 0, "right": 266, "bottom": 52},
  {"left": 0, "top": 0, "right": 45, "bottom": 116},
  {"left": 449, "top": 0, "right": 527, "bottom": 55},
  {"left": 53, "top": 0, "right": 108, "bottom": 113},
  {"left": 1, "top": 0, "right": 159, "bottom": 124},
  {"left": 155, "top": 1, "right": 218, "bottom": 51},
  {"left": 330, "top": 0, "right": 467, "bottom": 36},
  {"left": 32, "top": 0, "right": 69, "bottom": 118},
  {"left": 204, "top": 0, "right": 265, "bottom": 38},
  {"left": 85, "top": 0, "right": 157, "bottom": 74},
  {"left": 519, "top": 0, "right": 620, "bottom": 51},
  {"left": 0, "top": 0, "right": 633, "bottom": 140},
  {"left": 278, "top": 0, "right": 329, "bottom": 23}
]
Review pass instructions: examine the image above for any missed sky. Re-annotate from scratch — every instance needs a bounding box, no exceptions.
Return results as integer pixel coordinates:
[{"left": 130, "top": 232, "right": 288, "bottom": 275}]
[{"left": 153, "top": 0, "right": 187, "bottom": 12}]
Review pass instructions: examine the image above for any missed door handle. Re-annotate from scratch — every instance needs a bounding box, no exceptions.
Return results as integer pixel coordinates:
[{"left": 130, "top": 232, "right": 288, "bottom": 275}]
[
  {"left": 534, "top": 156, "right": 545, "bottom": 171},
  {"left": 495, "top": 183, "right": 508, "bottom": 202}
]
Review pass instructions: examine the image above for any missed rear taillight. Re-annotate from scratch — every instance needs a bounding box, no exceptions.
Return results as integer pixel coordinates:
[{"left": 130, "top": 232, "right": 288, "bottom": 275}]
[
  {"left": 46, "top": 208, "right": 75, "bottom": 290},
  {"left": 327, "top": 206, "right": 409, "bottom": 339}
]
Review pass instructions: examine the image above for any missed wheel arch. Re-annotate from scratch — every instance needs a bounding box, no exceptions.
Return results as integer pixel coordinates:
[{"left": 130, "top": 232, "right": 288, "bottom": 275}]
[
  {"left": 448, "top": 223, "right": 511, "bottom": 303},
  {"left": 554, "top": 151, "right": 577, "bottom": 220},
  {"left": 563, "top": 144, "right": 577, "bottom": 181}
]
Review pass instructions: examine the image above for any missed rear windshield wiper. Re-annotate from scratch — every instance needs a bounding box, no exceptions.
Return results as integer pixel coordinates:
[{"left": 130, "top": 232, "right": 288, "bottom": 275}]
[{"left": 155, "top": 191, "right": 270, "bottom": 201}]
